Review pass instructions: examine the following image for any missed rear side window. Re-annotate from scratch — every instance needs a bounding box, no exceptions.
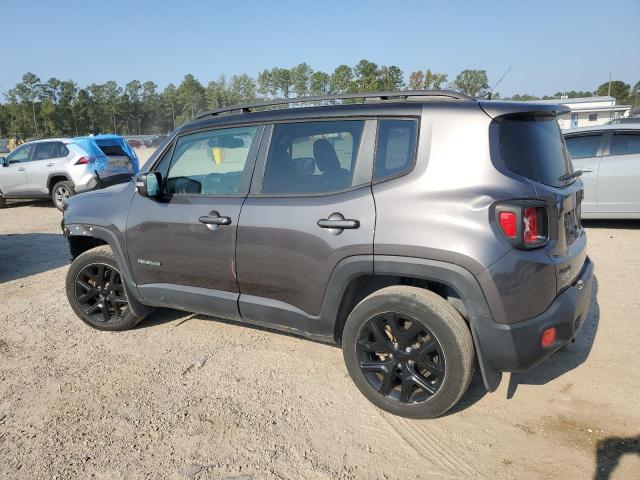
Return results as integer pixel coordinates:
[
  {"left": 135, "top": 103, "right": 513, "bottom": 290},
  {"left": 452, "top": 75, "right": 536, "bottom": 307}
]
[
  {"left": 500, "top": 116, "right": 573, "bottom": 187},
  {"left": 374, "top": 119, "right": 418, "bottom": 180},
  {"left": 262, "top": 120, "right": 364, "bottom": 194},
  {"left": 166, "top": 126, "right": 258, "bottom": 195},
  {"left": 54, "top": 142, "right": 69, "bottom": 157},
  {"left": 32, "top": 142, "right": 55, "bottom": 161},
  {"left": 610, "top": 133, "right": 640, "bottom": 156},
  {"left": 565, "top": 134, "right": 603, "bottom": 159},
  {"left": 98, "top": 145, "right": 128, "bottom": 157}
]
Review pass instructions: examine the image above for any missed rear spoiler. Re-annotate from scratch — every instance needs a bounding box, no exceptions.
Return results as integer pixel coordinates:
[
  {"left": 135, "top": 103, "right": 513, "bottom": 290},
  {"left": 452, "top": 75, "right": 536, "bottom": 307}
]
[{"left": 479, "top": 101, "right": 570, "bottom": 120}]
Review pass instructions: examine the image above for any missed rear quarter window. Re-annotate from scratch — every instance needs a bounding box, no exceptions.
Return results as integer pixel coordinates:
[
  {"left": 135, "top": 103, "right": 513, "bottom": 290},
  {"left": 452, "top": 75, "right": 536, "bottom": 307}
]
[
  {"left": 374, "top": 119, "right": 418, "bottom": 181},
  {"left": 500, "top": 116, "right": 573, "bottom": 187}
]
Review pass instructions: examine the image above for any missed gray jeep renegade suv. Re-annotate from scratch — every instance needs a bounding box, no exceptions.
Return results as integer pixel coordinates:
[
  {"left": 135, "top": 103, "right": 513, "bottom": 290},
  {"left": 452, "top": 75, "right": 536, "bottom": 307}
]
[{"left": 62, "top": 90, "right": 593, "bottom": 418}]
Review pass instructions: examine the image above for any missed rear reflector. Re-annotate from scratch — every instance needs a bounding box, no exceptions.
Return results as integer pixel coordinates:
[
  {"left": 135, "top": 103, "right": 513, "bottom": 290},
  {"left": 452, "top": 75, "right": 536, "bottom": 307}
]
[
  {"left": 498, "top": 211, "right": 517, "bottom": 238},
  {"left": 75, "top": 156, "right": 90, "bottom": 165},
  {"left": 541, "top": 327, "right": 557, "bottom": 347}
]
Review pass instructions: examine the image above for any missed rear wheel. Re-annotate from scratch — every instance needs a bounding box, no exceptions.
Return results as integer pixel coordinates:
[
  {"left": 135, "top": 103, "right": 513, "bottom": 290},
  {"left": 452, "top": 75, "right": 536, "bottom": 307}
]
[
  {"left": 51, "top": 180, "right": 74, "bottom": 211},
  {"left": 65, "top": 246, "right": 146, "bottom": 331},
  {"left": 342, "top": 286, "right": 474, "bottom": 418},
  {"left": 0, "top": 192, "right": 5, "bottom": 208}
]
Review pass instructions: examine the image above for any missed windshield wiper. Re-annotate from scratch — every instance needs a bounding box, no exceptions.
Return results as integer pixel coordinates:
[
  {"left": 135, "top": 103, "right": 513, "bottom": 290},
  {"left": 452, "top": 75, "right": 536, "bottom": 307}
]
[{"left": 558, "top": 170, "right": 584, "bottom": 182}]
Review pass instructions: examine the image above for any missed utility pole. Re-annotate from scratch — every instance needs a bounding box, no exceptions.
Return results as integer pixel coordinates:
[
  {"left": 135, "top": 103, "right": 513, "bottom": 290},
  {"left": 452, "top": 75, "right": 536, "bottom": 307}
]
[{"left": 608, "top": 73, "right": 612, "bottom": 96}]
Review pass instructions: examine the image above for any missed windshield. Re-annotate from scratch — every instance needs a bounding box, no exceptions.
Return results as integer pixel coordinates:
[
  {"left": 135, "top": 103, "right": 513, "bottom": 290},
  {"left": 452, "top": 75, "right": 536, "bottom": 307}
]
[{"left": 499, "top": 115, "right": 573, "bottom": 187}]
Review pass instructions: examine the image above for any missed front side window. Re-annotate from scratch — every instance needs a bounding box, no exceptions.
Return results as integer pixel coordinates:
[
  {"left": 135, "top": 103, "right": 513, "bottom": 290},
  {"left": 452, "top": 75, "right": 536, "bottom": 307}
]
[
  {"left": 374, "top": 119, "right": 418, "bottom": 180},
  {"left": 565, "top": 134, "right": 603, "bottom": 159},
  {"left": 610, "top": 133, "right": 640, "bottom": 156},
  {"left": 165, "top": 126, "right": 258, "bottom": 195},
  {"left": 262, "top": 120, "right": 364, "bottom": 194},
  {"left": 6, "top": 144, "right": 33, "bottom": 163}
]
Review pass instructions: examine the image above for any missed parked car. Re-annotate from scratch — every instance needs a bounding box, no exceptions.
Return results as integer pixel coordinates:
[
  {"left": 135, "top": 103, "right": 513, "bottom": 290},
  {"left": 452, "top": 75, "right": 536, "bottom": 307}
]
[
  {"left": 564, "top": 124, "right": 640, "bottom": 218},
  {"left": 144, "top": 135, "right": 168, "bottom": 148},
  {"left": 0, "top": 139, "right": 9, "bottom": 154},
  {"left": 0, "top": 135, "right": 139, "bottom": 210},
  {"left": 606, "top": 117, "right": 640, "bottom": 125},
  {"left": 127, "top": 138, "right": 143, "bottom": 148},
  {"left": 61, "top": 91, "right": 592, "bottom": 418}
]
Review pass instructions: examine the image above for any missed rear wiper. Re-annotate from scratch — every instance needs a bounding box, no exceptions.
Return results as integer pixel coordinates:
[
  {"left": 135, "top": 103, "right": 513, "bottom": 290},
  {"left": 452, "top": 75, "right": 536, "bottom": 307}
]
[{"left": 558, "top": 170, "right": 584, "bottom": 182}]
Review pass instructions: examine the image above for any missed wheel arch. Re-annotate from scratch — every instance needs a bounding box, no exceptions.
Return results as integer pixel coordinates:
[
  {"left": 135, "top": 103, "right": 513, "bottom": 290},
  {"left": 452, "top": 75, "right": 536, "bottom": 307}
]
[
  {"left": 47, "top": 173, "right": 73, "bottom": 192},
  {"left": 322, "top": 255, "right": 502, "bottom": 392},
  {"left": 64, "top": 223, "right": 152, "bottom": 317}
]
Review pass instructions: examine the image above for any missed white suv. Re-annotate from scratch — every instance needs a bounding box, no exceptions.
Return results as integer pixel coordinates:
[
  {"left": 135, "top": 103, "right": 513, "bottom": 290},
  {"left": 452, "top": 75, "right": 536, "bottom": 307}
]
[{"left": 0, "top": 136, "right": 138, "bottom": 210}]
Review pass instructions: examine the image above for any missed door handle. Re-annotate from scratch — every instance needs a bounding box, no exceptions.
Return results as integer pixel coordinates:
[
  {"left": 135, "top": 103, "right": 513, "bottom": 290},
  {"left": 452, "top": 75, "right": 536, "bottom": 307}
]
[
  {"left": 46, "top": 162, "right": 54, "bottom": 167},
  {"left": 317, "top": 213, "right": 360, "bottom": 230},
  {"left": 199, "top": 212, "right": 232, "bottom": 226},
  {"left": 17, "top": 167, "right": 26, "bottom": 172}
]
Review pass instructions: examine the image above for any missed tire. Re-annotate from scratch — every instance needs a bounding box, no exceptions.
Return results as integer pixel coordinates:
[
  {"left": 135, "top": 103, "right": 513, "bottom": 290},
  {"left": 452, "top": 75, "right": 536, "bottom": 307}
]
[
  {"left": 65, "top": 245, "right": 146, "bottom": 331},
  {"left": 0, "top": 192, "right": 6, "bottom": 209},
  {"left": 51, "top": 180, "right": 75, "bottom": 211},
  {"left": 342, "top": 286, "right": 474, "bottom": 418}
]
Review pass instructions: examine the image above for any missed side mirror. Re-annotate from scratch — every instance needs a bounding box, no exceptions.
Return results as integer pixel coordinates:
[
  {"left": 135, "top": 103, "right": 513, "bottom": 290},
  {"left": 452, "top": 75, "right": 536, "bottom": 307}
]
[
  {"left": 0, "top": 157, "right": 7, "bottom": 167},
  {"left": 136, "top": 172, "right": 163, "bottom": 199}
]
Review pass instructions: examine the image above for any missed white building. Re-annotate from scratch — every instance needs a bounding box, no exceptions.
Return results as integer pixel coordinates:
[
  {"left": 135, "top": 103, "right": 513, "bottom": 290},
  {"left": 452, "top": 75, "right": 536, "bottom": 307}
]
[{"left": 532, "top": 96, "right": 631, "bottom": 129}]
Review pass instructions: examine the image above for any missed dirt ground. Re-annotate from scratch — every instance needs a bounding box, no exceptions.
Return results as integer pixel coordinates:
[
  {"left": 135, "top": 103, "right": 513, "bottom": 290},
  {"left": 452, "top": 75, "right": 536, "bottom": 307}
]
[{"left": 1, "top": 148, "right": 639, "bottom": 479}]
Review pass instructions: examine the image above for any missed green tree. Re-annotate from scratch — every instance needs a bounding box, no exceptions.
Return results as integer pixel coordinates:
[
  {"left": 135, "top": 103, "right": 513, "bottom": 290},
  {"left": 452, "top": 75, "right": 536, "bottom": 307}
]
[
  {"left": 330, "top": 65, "right": 354, "bottom": 93},
  {"left": 309, "top": 71, "right": 330, "bottom": 95},
  {"left": 257, "top": 69, "right": 274, "bottom": 97},
  {"left": 631, "top": 81, "right": 640, "bottom": 107},
  {"left": 354, "top": 59, "right": 381, "bottom": 92},
  {"left": 162, "top": 83, "right": 179, "bottom": 130},
  {"left": 449, "top": 70, "right": 490, "bottom": 97},
  {"left": 379, "top": 65, "right": 404, "bottom": 91},
  {"left": 291, "top": 63, "right": 313, "bottom": 97},
  {"left": 596, "top": 80, "right": 631, "bottom": 104},
  {"left": 176, "top": 74, "right": 206, "bottom": 124},
  {"left": 271, "top": 67, "right": 293, "bottom": 98}
]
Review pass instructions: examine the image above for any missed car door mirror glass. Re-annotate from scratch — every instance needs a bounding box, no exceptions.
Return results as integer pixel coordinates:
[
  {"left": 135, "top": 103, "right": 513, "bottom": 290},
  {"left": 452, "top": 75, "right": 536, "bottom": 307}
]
[{"left": 136, "top": 172, "right": 163, "bottom": 199}]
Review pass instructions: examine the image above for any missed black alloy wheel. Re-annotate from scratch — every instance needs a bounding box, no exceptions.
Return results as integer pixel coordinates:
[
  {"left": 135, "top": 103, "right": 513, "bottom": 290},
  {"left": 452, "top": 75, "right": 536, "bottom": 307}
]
[
  {"left": 356, "top": 312, "right": 446, "bottom": 404},
  {"left": 74, "top": 263, "right": 128, "bottom": 324}
]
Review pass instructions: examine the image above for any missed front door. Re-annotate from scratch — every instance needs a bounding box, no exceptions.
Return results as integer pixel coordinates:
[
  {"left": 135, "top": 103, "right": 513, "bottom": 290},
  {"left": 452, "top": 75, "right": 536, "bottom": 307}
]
[
  {"left": 598, "top": 131, "right": 640, "bottom": 214},
  {"left": 0, "top": 144, "right": 34, "bottom": 195},
  {"left": 236, "top": 119, "right": 376, "bottom": 337},
  {"left": 126, "top": 125, "right": 263, "bottom": 320},
  {"left": 564, "top": 132, "right": 604, "bottom": 214}
]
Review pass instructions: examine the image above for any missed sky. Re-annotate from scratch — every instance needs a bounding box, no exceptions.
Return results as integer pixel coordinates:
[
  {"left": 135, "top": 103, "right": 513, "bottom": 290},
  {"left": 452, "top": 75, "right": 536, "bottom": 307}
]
[{"left": 1, "top": 0, "right": 639, "bottom": 97}]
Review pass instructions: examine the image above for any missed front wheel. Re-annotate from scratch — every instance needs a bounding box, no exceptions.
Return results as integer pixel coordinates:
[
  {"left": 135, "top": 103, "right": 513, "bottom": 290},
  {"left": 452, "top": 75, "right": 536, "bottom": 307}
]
[
  {"left": 65, "top": 246, "right": 146, "bottom": 331},
  {"left": 342, "top": 286, "right": 475, "bottom": 418},
  {"left": 51, "top": 180, "right": 75, "bottom": 211}
]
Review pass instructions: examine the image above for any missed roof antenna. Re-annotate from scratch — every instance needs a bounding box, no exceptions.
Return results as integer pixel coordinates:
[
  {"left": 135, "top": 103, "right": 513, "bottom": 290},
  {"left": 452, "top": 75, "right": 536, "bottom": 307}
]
[{"left": 487, "top": 66, "right": 512, "bottom": 99}]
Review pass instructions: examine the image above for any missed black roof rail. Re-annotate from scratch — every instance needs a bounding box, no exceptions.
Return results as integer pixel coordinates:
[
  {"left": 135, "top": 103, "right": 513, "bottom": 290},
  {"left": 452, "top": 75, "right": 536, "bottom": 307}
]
[{"left": 196, "top": 89, "right": 474, "bottom": 119}]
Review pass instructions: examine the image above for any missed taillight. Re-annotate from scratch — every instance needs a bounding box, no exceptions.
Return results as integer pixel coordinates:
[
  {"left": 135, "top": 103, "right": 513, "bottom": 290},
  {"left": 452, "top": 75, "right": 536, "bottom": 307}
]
[
  {"left": 75, "top": 156, "right": 90, "bottom": 165},
  {"left": 498, "top": 212, "right": 517, "bottom": 238},
  {"left": 495, "top": 202, "right": 548, "bottom": 249}
]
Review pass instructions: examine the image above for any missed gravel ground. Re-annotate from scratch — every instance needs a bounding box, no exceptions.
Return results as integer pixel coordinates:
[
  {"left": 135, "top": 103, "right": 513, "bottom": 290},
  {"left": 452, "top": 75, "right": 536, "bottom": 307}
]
[{"left": 1, "top": 151, "right": 639, "bottom": 479}]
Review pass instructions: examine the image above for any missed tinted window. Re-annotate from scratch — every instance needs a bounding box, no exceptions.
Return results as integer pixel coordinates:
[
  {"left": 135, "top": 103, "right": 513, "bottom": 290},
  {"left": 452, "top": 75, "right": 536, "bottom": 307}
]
[
  {"left": 374, "top": 119, "right": 417, "bottom": 180},
  {"left": 6, "top": 144, "right": 33, "bottom": 162},
  {"left": 500, "top": 116, "right": 573, "bottom": 187},
  {"left": 32, "top": 142, "right": 56, "bottom": 161},
  {"left": 565, "top": 134, "right": 603, "bottom": 159},
  {"left": 262, "top": 120, "right": 364, "bottom": 194},
  {"left": 610, "top": 134, "right": 640, "bottom": 156},
  {"left": 165, "top": 126, "right": 258, "bottom": 195},
  {"left": 54, "top": 142, "right": 69, "bottom": 157}
]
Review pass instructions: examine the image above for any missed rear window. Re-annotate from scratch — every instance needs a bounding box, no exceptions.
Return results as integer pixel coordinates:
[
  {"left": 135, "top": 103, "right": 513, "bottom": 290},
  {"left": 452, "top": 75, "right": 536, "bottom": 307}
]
[
  {"left": 98, "top": 144, "right": 128, "bottom": 157},
  {"left": 500, "top": 116, "right": 573, "bottom": 187}
]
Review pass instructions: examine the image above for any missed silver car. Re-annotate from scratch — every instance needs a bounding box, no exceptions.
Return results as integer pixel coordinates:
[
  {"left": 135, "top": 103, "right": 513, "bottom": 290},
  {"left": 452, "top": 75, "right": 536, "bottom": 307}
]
[
  {"left": 564, "top": 124, "right": 640, "bottom": 219},
  {"left": 0, "top": 136, "right": 137, "bottom": 210}
]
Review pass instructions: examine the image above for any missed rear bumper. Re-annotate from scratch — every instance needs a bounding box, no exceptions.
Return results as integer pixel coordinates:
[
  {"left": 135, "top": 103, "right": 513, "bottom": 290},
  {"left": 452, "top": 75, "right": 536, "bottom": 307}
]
[{"left": 474, "top": 256, "right": 593, "bottom": 373}]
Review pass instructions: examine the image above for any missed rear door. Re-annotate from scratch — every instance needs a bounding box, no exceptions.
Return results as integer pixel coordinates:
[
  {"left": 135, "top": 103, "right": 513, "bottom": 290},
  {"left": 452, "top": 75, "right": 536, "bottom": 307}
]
[
  {"left": 126, "top": 125, "right": 263, "bottom": 320},
  {"left": 27, "top": 141, "right": 71, "bottom": 193},
  {"left": 597, "top": 131, "right": 640, "bottom": 214},
  {"left": 235, "top": 119, "right": 376, "bottom": 336},
  {"left": 564, "top": 132, "right": 605, "bottom": 214}
]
